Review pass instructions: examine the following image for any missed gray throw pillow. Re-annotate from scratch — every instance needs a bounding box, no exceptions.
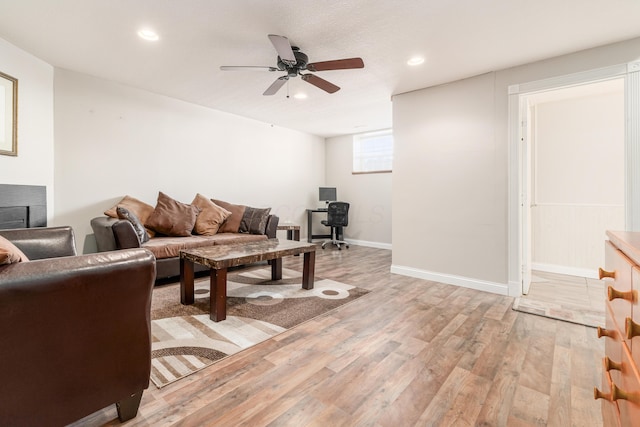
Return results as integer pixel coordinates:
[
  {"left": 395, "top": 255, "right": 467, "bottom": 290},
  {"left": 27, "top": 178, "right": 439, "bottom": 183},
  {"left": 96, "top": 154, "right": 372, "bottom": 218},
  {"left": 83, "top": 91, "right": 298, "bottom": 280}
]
[
  {"left": 117, "top": 206, "right": 150, "bottom": 244},
  {"left": 240, "top": 206, "right": 271, "bottom": 234}
]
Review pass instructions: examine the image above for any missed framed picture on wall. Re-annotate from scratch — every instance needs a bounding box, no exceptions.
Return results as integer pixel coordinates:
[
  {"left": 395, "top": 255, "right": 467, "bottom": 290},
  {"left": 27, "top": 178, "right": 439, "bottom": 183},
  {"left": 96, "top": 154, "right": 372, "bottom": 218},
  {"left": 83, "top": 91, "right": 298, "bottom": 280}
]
[{"left": 0, "top": 71, "right": 18, "bottom": 156}]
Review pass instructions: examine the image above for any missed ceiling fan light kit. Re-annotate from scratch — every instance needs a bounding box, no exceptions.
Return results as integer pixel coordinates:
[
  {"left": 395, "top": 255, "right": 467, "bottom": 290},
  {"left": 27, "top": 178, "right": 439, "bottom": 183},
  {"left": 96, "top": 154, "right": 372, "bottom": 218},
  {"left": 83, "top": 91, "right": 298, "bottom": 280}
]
[{"left": 221, "top": 34, "right": 364, "bottom": 96}]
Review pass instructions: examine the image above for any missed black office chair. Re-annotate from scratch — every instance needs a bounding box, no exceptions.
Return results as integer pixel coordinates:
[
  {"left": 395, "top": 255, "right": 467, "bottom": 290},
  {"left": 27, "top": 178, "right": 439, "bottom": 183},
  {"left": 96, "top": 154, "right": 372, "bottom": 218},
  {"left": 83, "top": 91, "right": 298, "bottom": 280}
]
[{"left": 321, "top": 202, "right": 350, "bottom": 250}]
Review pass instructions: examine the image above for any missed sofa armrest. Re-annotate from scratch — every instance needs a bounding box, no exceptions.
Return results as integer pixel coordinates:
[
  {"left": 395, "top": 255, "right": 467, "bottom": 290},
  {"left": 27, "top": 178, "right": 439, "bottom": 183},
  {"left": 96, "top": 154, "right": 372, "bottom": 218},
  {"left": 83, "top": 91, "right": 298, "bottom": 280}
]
[
  {"left": 113, "top": 220, "right": 143, "bottom": 249},
  {"left": 91, "top": 216, "right": 141, "bottom": 251},
  {"left": 0, "top": 249, "right": 156, "bottom": 426},
  {"left": 0, "top": 226, "right": 77, "bottom": 260},
  {"left": 91, "top": 216, "right": 119, "bottom": 252},
  {"left": 265, "top": 214, "right": 279, "bottom": 238}
]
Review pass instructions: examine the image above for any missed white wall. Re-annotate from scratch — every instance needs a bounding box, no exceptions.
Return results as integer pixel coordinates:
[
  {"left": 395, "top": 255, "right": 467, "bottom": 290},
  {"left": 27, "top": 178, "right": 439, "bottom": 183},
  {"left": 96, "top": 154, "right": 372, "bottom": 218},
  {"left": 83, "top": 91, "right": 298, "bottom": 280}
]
[
  {"left": 325, "top": 134, "right": 392, "bottom": 248},
  {"left": 392, "top": 72, "right": 506, "bottom": 294},
  {"left": 531, "top": 85, "right": 625, "bottom": 273},
  {"left": 392, "top": 36, "right": 640, "bottom": 296},
  {"left": 0, "top": 38, "right": 54, "bottom": 216},
  {"left": 53, "top": 69, "right": 325, "bottom": 253}
]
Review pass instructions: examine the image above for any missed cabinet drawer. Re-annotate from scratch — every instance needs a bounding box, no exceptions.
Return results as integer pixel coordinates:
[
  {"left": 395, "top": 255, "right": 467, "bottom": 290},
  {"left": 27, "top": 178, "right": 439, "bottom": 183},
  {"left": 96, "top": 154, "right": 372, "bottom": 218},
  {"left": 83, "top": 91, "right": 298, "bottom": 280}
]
[
  {"left": 604, "top": 301, "right": 624, "bottom": 386},
  {"left": 601, "top": 369, "right": 622, "bottom": 427},
  {"left": 633, "top": 267, "right": 640, "bottom": 365},
  {"left": 615, "top": 344, "right": 640, "bottom": 427},
  {"left": 605, "top": 242, "right": 634, "bottom": 348}
]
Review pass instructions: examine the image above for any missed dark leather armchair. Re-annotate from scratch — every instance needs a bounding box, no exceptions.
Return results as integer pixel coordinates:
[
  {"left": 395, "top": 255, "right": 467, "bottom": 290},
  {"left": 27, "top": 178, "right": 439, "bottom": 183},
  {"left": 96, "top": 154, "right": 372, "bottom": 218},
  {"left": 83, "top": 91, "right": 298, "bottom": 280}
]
[
  {"left": 0, "top": 226, "right": 156, "bottom": 426},
  {"left": 321, "top": 202, "right": 350, "bottom": 250}
]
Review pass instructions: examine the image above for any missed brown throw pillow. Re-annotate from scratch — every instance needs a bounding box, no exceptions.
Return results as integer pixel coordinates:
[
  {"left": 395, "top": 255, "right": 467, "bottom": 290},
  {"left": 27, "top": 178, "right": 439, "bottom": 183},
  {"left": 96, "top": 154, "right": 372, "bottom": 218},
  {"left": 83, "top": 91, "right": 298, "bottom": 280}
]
[
  {"left": 145, "top": 192, "right": 200, "bottom": 237},
  {"left": 116, "top": 206, "right": 150, "bottom": 244},
  {"left": 104, "top": 195, "right": 156, "bottom": 237},
  {"left": 240, "top": 206, "right": 271, "bottom": 235},
  {"left": 0, "top": 235, "right": 29, "bottom": 265},
  {"left": 213, "top": 199, "right": 246, "bottom": 233},
  {"left": 191, "top": 194, "right": 232, "bottom": 236}
]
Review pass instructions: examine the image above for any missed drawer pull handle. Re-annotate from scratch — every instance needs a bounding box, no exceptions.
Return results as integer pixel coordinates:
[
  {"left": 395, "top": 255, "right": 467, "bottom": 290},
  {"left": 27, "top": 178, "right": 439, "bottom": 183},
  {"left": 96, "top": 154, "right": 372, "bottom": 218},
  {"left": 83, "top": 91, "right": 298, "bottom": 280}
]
[
  {"left": 594, "top": 386, "right": 612, "bottom": 401},
  {"left": 597, "top": 326, "right": 617, "bottom": 339},
  {"left": 625, "top": 317, "right": 640, "bottom": 339},
  {"left": 599, "top": 268, "right": 615, "bottom": 279},
  {"left": 603, "top": 356, "right": 622, "bottom": 372},
  {"left": 611, "top": 383, "right": 640, "bottom": 404},
  {"left": 607, "top": 286, "right": 637, "bottom": 302}
]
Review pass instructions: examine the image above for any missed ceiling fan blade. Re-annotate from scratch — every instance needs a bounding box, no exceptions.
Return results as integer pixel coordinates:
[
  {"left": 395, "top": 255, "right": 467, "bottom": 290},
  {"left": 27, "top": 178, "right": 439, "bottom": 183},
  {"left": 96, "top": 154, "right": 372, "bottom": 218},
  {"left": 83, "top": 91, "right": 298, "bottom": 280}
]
[
  {"left": 306, "top": 58, "right": 364, "bottom": 72},
  {"left": 263, "top": 76, "right": 288, "bottom": 96},
  {"left": 268, "top": 34, "right": 296, "bottom": 66},
  {"left": 301, "top": 74, "right": 340, "bottom": 94},
  {"left": 220, "top": 66, "right": 278, "bottom": 71}
]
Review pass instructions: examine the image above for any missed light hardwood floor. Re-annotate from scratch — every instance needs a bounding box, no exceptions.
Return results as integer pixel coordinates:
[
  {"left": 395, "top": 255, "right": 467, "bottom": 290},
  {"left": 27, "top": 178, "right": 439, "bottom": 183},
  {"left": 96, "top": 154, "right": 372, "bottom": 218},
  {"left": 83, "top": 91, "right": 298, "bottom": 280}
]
[{"left": 74, "top": 245, "right": 603, "bottom": 427}]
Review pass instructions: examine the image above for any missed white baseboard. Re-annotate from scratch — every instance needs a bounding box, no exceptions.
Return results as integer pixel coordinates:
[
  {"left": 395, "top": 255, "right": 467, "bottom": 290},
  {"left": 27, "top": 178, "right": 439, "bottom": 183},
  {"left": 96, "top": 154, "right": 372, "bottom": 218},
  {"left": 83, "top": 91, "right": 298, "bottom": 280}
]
[
  {"left": 531, "top": 263, "right": 598, "bottom": 279},
  {"left": 390, "top": 264, "right": 509, "bottom": 296},
  {"left": 345, "top": 239, "right": 392, "bottom": 250}
]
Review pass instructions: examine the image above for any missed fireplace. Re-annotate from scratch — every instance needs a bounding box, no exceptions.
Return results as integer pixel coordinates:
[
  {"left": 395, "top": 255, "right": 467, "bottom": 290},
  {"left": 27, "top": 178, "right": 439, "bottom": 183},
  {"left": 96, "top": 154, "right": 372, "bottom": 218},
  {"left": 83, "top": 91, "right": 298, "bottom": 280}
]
[{"left": 0, "top": 184, "right": 47, "bottom": 229}]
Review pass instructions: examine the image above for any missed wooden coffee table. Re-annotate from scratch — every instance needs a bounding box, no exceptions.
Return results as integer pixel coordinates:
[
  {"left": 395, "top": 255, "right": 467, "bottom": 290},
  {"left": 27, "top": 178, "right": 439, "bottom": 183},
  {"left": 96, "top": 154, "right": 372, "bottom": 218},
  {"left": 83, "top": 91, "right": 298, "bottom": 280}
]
[{"left": 179, "top": 239, "right": 317, "bottom": 322}]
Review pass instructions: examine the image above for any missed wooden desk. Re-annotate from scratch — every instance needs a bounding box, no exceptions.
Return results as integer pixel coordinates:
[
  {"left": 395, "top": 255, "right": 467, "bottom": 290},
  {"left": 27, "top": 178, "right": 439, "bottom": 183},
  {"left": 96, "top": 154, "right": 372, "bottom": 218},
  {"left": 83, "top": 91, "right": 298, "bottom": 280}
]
[
  {"left": 180, "top": 240, "right": 316, "bottom": 322},
  {"left": 306, "top": 208, "right": 332, "bottom": 243}
]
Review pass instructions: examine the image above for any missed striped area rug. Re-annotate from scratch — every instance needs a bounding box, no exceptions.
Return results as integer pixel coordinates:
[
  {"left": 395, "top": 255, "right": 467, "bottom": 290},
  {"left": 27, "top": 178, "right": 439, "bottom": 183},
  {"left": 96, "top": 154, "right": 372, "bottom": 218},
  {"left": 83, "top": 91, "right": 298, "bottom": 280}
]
[{"left": 149, "top": 266, "right": 369, "bottom": 388}]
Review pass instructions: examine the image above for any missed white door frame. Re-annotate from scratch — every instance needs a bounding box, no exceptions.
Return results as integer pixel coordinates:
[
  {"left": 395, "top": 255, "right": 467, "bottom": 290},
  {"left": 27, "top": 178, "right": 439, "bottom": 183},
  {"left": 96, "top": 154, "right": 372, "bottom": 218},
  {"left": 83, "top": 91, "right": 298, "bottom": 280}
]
[{"left": 507, "top": 61, "right": 640, "bottom": 297}]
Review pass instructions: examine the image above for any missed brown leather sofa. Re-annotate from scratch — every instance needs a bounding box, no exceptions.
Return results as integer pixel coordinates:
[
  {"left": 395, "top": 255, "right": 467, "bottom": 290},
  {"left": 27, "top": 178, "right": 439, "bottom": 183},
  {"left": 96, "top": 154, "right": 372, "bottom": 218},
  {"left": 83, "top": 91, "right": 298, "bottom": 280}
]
[
  {"left": 91, "top": 213, "right": 279, "bottom": 281},
  {"left": 0, "top": 226, "right": 156, "bottom": 426}
]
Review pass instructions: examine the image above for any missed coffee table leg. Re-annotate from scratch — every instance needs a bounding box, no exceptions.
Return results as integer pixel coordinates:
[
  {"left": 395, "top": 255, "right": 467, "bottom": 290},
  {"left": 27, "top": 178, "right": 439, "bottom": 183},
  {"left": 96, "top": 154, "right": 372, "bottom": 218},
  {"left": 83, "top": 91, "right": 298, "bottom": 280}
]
[
  {"left": 302, "top": 251, "right": 315, "bottom": 289},
  {"left": 180, "top": 258, "right": 195, "bottom": 305},
  {"left": 271, "top": 257, "right": 283, "bottom": 280},
  {"left": 210, "top": 268, "right": 227, "bottom": 322}
]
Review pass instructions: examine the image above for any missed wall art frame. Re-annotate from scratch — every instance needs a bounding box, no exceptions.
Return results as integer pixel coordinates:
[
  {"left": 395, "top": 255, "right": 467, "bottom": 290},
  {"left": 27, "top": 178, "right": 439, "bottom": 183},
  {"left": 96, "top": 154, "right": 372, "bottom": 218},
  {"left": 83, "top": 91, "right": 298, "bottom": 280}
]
[{"left": 0, "top": 71, "right": 18, "bottom": 156}]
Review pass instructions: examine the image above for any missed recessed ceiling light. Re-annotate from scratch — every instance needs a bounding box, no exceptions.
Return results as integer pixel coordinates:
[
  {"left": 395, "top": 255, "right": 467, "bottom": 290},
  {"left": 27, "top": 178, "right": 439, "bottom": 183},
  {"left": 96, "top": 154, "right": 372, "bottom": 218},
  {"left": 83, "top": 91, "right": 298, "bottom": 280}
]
[
  {"left": 293, "top": 93, "right": 307, "bottom": 99},
  {"left": 138, "top": 28, "right": 159, "bottom": 41},
  {"left": 407, "top": 56, "right": 425, "bottom": 66}
]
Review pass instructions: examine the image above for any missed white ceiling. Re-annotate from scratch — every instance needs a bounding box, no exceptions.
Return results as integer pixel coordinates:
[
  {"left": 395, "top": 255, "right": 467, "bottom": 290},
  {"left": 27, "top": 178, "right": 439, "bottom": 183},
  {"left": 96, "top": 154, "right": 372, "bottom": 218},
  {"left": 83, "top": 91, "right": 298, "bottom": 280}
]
[{"left": 1, "top": 0, "right": 640, "bottom": 138}]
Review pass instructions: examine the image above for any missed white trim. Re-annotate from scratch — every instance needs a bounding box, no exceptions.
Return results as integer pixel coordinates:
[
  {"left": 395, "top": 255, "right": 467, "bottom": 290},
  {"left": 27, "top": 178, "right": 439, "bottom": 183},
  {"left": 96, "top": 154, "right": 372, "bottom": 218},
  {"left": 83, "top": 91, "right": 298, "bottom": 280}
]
[
  {"left": 508, "top": 281, "right": 521, "bottom": 297},
  {"left": 390, "top": 265, "right": 509, "bottom": 296},
  {"left": 626, "top": 62, "right": 640, "bottom": 230},
  {"left": 531, "top": 263, "right": 599, "bottom": 280},
  {"left": 345, "top": 239, "right": 392, "bottom": 250},
  {"left": 510, "top": 63, "right": 628, "bottom": 95},
  {"left": 532, "top": 203, "right": 624, "bottom": 208}
]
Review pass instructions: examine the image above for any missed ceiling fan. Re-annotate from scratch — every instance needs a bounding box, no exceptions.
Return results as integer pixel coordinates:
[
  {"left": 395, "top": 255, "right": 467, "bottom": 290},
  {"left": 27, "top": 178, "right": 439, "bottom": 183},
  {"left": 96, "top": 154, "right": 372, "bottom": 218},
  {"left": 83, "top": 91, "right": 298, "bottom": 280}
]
[{"left": 220, "top": 34, "right": 364, "bottom": 96}]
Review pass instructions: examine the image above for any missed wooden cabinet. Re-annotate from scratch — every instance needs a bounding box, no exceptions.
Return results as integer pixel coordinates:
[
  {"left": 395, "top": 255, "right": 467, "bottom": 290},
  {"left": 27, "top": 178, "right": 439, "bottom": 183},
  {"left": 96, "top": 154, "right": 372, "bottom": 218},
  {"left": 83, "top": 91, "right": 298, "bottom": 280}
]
[{"left": 596, "top": 231, "right": 640, "bottom": 427}]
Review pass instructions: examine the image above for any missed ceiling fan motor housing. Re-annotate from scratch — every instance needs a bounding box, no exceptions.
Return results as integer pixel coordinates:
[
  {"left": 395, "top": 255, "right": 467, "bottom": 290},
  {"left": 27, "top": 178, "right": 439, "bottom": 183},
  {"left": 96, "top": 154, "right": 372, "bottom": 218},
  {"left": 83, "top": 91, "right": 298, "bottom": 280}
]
[{"left": 277, "top": 48, "right": 309, "bottom": 76}]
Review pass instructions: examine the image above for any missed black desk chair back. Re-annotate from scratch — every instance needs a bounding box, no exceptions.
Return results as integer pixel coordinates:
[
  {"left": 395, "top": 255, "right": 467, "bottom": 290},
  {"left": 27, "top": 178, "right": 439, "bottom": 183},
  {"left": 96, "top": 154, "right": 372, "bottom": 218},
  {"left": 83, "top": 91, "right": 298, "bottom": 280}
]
[{"left": 321, "top": 202, "right": 350, "bottom": 250}]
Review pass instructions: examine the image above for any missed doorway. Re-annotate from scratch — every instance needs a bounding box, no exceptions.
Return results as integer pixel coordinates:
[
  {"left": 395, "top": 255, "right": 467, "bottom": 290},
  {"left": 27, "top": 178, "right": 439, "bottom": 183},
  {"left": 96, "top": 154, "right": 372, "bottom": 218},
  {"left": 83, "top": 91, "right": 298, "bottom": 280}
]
[
  {"left": 507, "top": 60, "right": 640, "bottom": 298},
  {"left": 522, "top": 79, "right": 625, "bottom": 297}
]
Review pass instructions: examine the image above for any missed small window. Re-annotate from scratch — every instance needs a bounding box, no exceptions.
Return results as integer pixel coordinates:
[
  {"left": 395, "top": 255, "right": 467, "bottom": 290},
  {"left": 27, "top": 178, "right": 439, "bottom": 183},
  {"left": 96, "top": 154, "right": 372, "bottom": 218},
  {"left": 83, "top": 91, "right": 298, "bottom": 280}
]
[{"left": 353, "top": 129, "right": 393, "bottom": 174}]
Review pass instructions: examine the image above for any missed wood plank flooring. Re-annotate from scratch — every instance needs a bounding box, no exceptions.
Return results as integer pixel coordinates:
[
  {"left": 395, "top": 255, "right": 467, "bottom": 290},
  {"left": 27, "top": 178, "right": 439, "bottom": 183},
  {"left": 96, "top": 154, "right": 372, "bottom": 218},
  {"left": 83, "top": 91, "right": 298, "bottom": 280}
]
[{"left": 73, "top": 245, "right": 604, "bottom": 427}]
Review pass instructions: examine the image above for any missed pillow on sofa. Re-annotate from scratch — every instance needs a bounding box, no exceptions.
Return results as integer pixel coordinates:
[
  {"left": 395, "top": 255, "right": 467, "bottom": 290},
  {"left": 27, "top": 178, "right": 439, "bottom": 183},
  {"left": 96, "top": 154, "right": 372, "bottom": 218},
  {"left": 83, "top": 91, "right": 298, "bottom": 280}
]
[
  {"left": 191, "top": 194, "right": 232, "bottom": 236},
  {"left": 240, "top": 206, "right": 271, "bottom": 235},
  {"left": 212, "top": 199, "right": 246, "bottom": 233},
  {"left": 104, "top": 195, "right": 156, "bottom": 237},
  {"left": 0, "top": 236, "right": 29, "bottom": 265},
  {"left": 116, "top": 206, "right": 150, "bottom": 244},
  {"left": 145, "top": 192, "right": 200, "bottom": 237}
]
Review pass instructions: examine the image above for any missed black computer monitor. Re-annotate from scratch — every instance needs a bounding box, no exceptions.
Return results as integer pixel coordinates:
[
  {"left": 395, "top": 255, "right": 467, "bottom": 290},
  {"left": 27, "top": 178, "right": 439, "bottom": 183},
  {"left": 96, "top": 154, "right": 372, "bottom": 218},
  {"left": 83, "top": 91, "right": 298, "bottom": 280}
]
[{"left": 319, "top": 187, "right": 337, "bottom": 206}]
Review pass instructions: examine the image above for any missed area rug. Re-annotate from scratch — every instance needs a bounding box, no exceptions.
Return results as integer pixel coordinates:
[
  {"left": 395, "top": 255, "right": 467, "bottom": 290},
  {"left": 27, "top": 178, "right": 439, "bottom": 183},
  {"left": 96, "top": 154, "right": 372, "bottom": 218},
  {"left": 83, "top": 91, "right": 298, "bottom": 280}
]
[
  {"left": 512, "top": 297, "right": 605, "bottom": 328},
  {"left": 149, "top": 266, "right": 369, "bottom": 388}
]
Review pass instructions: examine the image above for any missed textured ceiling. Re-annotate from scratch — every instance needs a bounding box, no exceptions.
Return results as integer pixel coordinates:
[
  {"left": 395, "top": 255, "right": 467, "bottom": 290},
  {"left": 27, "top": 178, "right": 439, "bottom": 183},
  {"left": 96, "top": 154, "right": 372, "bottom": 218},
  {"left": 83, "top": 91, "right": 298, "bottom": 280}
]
[{"left": 1, "top": 0, "right": 640, "bottom": 137}]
